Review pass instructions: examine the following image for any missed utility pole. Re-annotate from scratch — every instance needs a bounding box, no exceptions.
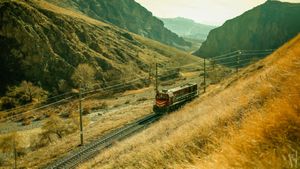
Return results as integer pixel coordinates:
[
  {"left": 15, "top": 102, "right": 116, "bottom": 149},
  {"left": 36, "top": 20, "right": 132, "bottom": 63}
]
[
  {"left": 13, "top": 139, "right": 17, "bottom": 169},
  {"left": 155, "top": 63, "right": 158, "bottom": 93},
  {"left": 203, "top": 58, "right": 206, "bottom": 93},
  {"left": 236, "top": 51, "right": 241, "bottom": 73},
  {"left": 211, "top": 59, "right": 215, "bottom": 70},
  {"left": 79, "top": 84, "right": 83, "bottom": 146},
  {"left": 148, "top": 66, "right": 151, "bottom": 86}
]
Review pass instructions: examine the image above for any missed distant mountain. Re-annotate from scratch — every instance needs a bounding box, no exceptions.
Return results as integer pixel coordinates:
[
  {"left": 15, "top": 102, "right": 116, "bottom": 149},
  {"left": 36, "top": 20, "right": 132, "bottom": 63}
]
[
  {"left": 45, "top": 0, "right": 191, "bottom": 49},
  {"left": 0, "top": 0, "right": 200, "bottom": 95},
  {"left": 160, "top": 17, "right": 216, "bottom": 41},
  {"left": 194, "top": 1, "right": 300, "bottom": 60}
]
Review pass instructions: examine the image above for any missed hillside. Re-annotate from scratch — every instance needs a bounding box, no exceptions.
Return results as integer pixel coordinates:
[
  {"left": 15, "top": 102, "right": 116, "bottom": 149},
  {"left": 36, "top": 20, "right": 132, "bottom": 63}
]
[
  {"left": 0, "top": 0, "right": 201, "bottom": 96},
  {"left": 194, "top": 1, "right": 300, "bottom": 59},
  {"left": 45, "top": 0, "right": 191, "bottom": 49},
  {"left": 81, "top": 34, "right": 300, "bottom": 168},
  {"left": 160, "top": 17, "right": 216, "bottom": 41}
]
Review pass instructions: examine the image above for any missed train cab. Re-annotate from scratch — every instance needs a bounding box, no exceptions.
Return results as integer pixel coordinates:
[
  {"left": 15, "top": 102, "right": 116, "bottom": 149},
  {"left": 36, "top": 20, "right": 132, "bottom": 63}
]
[{"left": 153, "top": 90, "right": 170, "bottom": 113}]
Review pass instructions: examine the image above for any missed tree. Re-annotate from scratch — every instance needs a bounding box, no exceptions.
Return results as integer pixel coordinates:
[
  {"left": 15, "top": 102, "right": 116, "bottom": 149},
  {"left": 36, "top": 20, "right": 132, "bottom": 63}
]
[
  {"left": 0, "top": 133, "right": 22, "bottom": 168},
  {"left": 7, "top": 81, "right": 48, "bottom": 104},
  {"left": 41, "top": 114, "right": 78, "bottom": 142},
  {"left": 57, "top": 79, "right": 70, "bottom": 93},
  {"left": 71, "top": 64, "right": 96, "bottom": 90}
]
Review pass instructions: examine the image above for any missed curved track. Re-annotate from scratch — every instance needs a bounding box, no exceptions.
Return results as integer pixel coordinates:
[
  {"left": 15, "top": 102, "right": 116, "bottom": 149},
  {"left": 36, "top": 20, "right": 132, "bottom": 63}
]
[{"left": 45, "top": 113, "right": 162, "bottom": 169}]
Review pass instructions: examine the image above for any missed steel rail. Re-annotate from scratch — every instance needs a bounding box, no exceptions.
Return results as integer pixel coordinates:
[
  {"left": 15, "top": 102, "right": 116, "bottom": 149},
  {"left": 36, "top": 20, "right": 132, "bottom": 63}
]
[{"left": 45, "top": 113, "right": 162, "bottom": 169}]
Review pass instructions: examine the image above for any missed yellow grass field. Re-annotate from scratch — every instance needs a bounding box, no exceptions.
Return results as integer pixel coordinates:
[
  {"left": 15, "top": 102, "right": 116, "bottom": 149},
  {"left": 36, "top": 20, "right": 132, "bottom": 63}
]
[{"left": 80, "top": 35, "right": 300, "bottom": 169}]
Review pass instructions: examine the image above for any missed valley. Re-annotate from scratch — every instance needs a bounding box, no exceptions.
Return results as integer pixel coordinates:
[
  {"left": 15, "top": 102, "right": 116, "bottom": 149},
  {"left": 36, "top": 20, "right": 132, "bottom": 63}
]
[{"left": 0, "top": 0, "right": 299, "bottom": 169}]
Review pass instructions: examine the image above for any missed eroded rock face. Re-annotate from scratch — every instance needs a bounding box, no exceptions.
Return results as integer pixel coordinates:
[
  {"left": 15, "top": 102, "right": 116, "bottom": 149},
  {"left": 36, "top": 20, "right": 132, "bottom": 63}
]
[
  {"left": 46, "top": 0, "right": 191, "bottom": 49},
  {"left": 0, "top": 1, "right": 155, "bottom": 94},
  {"left": 194, "top": 1, "right": 300, "bottom": 58}
]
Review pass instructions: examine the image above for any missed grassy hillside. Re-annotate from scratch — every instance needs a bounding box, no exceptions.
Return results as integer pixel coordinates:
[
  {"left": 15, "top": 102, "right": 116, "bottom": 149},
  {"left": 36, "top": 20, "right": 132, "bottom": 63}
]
[
  {"left": 0, "top": 0, "right": 201, "bottom": 96},
  {"left": 80, "top": 34, "right": 300, "bottom": 168},
  {"left": 45, "top": 0, "right": 191, "bottom": 49},
  {"left": 195, "top": 1, "right": 300, "bottom": 60}
]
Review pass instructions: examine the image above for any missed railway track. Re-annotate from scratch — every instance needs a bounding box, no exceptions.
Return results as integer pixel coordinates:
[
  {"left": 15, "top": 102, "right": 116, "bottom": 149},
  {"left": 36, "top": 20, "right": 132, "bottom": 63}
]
[{"left": 45, "top": 112, "right": 162, "bottom": 169}]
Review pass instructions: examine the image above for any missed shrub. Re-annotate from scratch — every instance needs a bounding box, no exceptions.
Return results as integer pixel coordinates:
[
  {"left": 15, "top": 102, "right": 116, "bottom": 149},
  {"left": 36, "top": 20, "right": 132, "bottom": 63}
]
[
  {"left": 6, "top": 81, "right": 48, "bottom": 105},
  {"left": 0, "top": 96, "right": 17, "bottom": 110},
  {"left": 137, "top": 97, "right": 147, "bottom": 102},
  {"left": 22, "top": 118, "right": 32, "bottom": 126},
  {"left": 71, "top": 64, "right": 96, "bottom": 90},
  {"left": 83, "top": 107, "right": 91, "bottom": 115},
  {"left": 60, "top": 111, "right": 71, "bottom": 118}
]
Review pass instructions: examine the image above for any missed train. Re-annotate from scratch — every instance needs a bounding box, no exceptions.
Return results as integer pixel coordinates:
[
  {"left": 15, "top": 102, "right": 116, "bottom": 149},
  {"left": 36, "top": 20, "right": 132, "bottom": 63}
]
[{"left": 153, "top": 83, "right": 199, "bottom": 113}]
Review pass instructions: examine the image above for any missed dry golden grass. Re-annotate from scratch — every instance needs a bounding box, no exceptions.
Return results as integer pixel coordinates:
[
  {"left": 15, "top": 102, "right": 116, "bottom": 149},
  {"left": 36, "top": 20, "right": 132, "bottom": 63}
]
[
  {"left": 15, "top": 101, "right": 152, "bottom": 168},
  {"left": 33, "top": 0, "right": 108, "bottom": 27},
  {"left": 79, "top": 35, "right": 300, "bottom": 169}
]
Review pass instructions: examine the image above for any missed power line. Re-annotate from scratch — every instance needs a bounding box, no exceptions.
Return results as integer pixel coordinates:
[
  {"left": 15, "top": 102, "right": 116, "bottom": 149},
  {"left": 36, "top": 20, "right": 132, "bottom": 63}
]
[
  {"left": 240, "top": 49, "right": 275, "bottom": 53},
  {"left": 212, "top": 50, "right": 239, "bottom": 60},
  {"left": 5, "top": 96, "right": 76, "bottom": 121},
  {"left": 216, "top": 57, "right": 257, "bottom": 66},
  {"left": 3, "top": 77, "right": 148, "bottom": 121},
  {"left": 1, "top": 91, "right": 76, "bottom": 114},
  {"left": 212, "top": 54, "right": 240, "bottom": 62},
  {"left": 211, "top": 50, "right": 273, "bottom": 62}
]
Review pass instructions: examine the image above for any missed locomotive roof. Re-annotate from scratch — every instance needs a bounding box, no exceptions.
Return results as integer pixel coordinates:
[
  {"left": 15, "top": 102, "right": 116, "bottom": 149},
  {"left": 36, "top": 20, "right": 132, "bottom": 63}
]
[{"left": 160, "top": 83, "right": 197, "bottom": 94}]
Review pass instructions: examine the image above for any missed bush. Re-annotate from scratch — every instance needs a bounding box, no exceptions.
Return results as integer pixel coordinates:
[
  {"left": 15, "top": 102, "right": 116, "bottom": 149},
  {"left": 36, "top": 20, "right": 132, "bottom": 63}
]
[
  {"left": 93, "top": 102, "right": 108, "bottom": 110},
  {"left": 22, "top": 118, "right": 32, "bottom": 126},
  {"left": 0, "top": 96, "right": 17, "bottom": 110},
  {"left": 137, "top": 97, "right": 147, "bottom": 102},
  {"left": 100, "top": 102, "right": 108, "bottom": 109},
  {"left": 6, "top": 81, "right": 48, "bottom": 105},
  {"left": 60, "top": 111, "right": 71, "bottom": 118},
  {"left": 71, "top": 64, "right": 96, "bottom": 90},
  {"left": 83, "top": 107, "right": 91, "bottom": 115}
]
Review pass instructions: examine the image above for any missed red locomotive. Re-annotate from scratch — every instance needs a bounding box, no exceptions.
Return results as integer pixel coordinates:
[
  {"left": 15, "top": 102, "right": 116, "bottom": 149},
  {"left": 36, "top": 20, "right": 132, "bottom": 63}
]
[{"left": 153, "top": 83, "right": 198, "bottom": 113}]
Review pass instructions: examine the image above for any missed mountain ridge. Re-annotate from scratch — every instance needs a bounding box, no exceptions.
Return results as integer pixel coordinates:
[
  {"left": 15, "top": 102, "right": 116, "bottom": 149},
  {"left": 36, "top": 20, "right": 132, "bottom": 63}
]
[
  {"left": 194, "top": 1, "right": 300, "bottom": 59},
  {"left": 160, "top": 17, "right": 216, "bottom": 41},
  {"left": 0, "top": 0, "right": 201, "bottom": 95},
  {"left": 45, "top": 0, "right": 191, "bottom": 49}
]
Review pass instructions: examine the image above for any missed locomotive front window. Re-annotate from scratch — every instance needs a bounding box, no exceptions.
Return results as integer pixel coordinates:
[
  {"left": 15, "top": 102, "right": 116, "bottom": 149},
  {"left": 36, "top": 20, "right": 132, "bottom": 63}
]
[{"left": 157, "top": 93, "right": 168, "bottom": 100}]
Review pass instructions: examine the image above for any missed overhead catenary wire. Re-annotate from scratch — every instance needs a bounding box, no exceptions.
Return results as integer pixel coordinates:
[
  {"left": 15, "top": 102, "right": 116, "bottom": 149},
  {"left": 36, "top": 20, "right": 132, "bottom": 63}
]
[
  {"left": 163, "top": 61, "right": 203, "bottom": 70},
  {"left": 3, "top": 77, "right": 148, "bottom": 121},
  {"left": 81, "top": 80, "right": 145, "bottom": 101},
  {"left": 215, "top": 57, "right": 258, "bottom": 66},
  {"left": 5, "top": 95, "right": 77, "bottom": 121},
  {"left": 1, "top": 90, "right": 76, "bottom": 114},
  {"left": 211, "top": 53, "right": 272, "bottom": 65},
  {"left": 210, "top": 50, "right": 274, "bottom": 62},
  {"left": 2, "top": 75, "right": 146, "bottom": 114},
  {"left": 212, "top": 50, "right": 240, "bottom": 60},
  {"left": 2, "top": 48, "right": 277, "bottom": 121}
]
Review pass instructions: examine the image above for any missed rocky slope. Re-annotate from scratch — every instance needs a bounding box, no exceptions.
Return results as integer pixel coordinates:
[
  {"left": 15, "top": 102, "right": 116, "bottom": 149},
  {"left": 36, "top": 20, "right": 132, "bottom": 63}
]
[
  {"left": 195, "top": 1, "right": 300, "bottom": 58},
  {"left": 45, "top": 0, "right": 191, "bottom": 49},
  {"left": 0, "top": 0, "right": 201, "bottom": 95},
  {"left": 160, "top": 17, "right": 216, "bottom": 41},
  {"left": 81, "top": 33, "right": 300, "bottom": 169}
]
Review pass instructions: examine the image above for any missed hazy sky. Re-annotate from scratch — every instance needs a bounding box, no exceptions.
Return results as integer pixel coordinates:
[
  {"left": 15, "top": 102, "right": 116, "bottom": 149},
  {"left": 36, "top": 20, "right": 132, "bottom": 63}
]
[{"left": 135, "top": 0, "right": 300, "bottom": 26}]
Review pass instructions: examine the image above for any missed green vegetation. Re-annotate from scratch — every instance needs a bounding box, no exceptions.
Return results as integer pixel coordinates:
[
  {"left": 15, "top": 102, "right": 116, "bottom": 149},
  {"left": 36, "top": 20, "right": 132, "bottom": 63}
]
[
  {"left": 0, "top": 81, "right": 48, "bottom": 110},
  {"left": 71, "top": 64, "right": 96, "bottom": 90},
  {"left": 195, "top": 1, "right": 300, "bottom": 59},
  {"left": 81, "top": 33, "right": 300, "bottom": 169},
  {"left": 0, "top": 0, "right": 202, "bottom": 101},
  {"left": 0, "top": 133, "right": 22, "bottom": 167}
]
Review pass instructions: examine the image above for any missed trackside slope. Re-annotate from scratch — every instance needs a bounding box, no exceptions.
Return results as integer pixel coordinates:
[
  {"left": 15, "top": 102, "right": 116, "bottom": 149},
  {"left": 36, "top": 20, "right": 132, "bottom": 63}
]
[{"left": 80, "top": 34, "right": 300, "bottom": 169}]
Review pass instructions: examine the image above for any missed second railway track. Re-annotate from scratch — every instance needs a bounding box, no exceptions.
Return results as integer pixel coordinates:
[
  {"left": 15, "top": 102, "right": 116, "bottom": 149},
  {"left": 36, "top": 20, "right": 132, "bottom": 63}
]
[{"left": 45, "top": 112, "right": 162, "bottom": 169}]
